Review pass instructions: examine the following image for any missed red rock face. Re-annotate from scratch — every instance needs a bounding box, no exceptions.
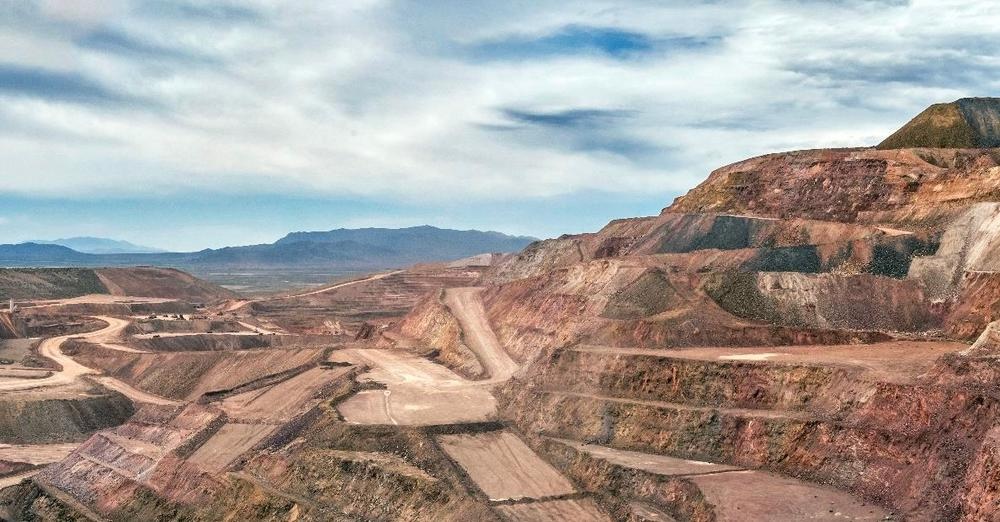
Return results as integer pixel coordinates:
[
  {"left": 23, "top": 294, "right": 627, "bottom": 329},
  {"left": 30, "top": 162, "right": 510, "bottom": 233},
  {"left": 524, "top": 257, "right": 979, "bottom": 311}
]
[
  {"left": 458, "top": 145, "right": 1000, "bottom": 520},
  {"left": 668, "top": 148, "right": 1000, "bottom": 224}
]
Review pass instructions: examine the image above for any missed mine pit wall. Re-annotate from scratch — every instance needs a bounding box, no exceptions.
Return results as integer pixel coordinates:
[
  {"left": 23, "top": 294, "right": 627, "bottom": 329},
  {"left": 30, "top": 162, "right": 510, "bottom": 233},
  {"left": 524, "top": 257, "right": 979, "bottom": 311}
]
[
  {"left": 126, "top": 319, "right": 245, "bottom": 335},
  {"left": 0, "top": 390, "right": 134, "bottom": 444},
  {"left": 23, "top": 300, "right": 193, "bottom": 317},
  {"left": 24, "top": 316, "right": 108, "bottom": 339},
  {"left": 485, "top": 210, "right": 935, "bottom": 286},
  {"left": 523, "top": 349, "right": 859, "bottom": 414},
  {"left": 536, "top": 438, "right": 714, "bottom": 521},
  {"left": 707, "top": 271, "right": 943, "bottom": 332},
  {"left": 497, "top": 352, "right": 1000, "bottom": 520},
  {"left": 474, "top": 266, "right": 883, "bottom": 367},
  {"left": 396, "top": 291, "right": 485, "bottom": 379},
  {"left": 72, "top": 346, "right": 330, "bottom": 402},
  {"left": 666, "top": 148, "right": 1000, "bottom": 223},
  {"left": 120, "top": 332, "right": 334, "bottom": 353},
  {"left": 945, "top": 271, "right": 1000, "bottom": 339},
  {"left": 33, "top": 394, "right": 499, "bottom": 519}
]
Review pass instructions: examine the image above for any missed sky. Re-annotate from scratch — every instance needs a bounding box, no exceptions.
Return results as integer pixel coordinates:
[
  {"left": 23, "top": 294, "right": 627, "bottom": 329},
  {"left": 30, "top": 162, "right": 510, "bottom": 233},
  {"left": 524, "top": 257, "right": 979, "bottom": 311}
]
[{"left": 0, "top": 0, "right": 996, "bottom": 251}]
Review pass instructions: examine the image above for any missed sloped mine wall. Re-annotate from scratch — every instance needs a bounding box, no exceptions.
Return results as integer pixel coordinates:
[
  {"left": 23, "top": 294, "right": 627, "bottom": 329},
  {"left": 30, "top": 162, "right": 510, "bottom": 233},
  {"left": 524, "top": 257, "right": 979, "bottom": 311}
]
[{"left": 0, "top": 391, "right": 134, "bottom": 444}]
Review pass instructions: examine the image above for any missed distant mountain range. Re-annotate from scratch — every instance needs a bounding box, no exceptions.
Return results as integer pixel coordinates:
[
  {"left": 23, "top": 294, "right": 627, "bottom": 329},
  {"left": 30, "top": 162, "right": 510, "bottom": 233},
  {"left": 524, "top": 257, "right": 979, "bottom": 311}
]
[
  {"left": 1, "top": 226, "right": 537, "bottom": 270},
  {"left": 28, "top": 237, "right": 165, "bottom": 254}
]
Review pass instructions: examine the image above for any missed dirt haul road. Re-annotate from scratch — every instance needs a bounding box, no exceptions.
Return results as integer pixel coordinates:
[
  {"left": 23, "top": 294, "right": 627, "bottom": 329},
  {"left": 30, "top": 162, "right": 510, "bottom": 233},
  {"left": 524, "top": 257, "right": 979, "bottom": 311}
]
[
  {"left": 282, "top": 270, "right": 404, "bottom": 299},
  {"left": 218, "top": 270, "right": 405, "bottom": 314},
  {"left": 442, "top": 287, "right": 518, "bottom": 382},
  {"left": 0, "top": 316, "right": 181, "bottom": 405},
  {"left": 0, "top": 316, "right": 128, "bottom": 392}
]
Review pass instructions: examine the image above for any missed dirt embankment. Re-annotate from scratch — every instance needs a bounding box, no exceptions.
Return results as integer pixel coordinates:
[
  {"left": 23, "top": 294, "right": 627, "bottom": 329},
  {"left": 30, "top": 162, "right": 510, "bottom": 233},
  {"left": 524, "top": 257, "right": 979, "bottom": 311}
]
[
  {"left": 397, "top": 291, "right": 485, "bottom": 379},
  {"left": 485, "top": 211, "right": 933, "bottom": 285},
  {"left": 0, "top": 387, "right": 134, "bottom": 444},
  {"left": 119, "top": 333, "right": 332, "bottom": 353},
  {"left": 498, "top": 340, "right": 994, "bottom": 520},
  {"left": 23, "top": 300, "right": 193, "bottom": 317},
  {"left": 250, "top": 266, "right": 485, "bottom": 335},
  {"left": 127, "top": 319, "right": 244, "bottom": 335},
  {"left": 946, "top": 271, "right": 1000, "bottom": 339},
  {"left": 706, "top": 271, "right": 942, "bottom": 332},
  {"left": 0, "top": 360, "right": 496, "bottom": 521},
  {"left": 73, "top": 346, "right": 329, "bottom": 401},
  {"left": 96, "top": 267, "right": 239, "bottom": 302},
  {"left": 21, "top": 315, "right": 110, "bottom": 339}
]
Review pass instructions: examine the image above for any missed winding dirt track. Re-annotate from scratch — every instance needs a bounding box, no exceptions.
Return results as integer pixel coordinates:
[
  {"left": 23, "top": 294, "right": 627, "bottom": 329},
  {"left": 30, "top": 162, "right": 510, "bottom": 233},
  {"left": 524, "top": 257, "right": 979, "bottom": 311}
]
[
  {"left": 442, "top": 287, "right": 518, "bottom": 382},
  {"left": 0, "top": 315, "right": 181, "bottom": 405},
  {"left": 0, "top": 316, "right": 127, "bottom": 392}
]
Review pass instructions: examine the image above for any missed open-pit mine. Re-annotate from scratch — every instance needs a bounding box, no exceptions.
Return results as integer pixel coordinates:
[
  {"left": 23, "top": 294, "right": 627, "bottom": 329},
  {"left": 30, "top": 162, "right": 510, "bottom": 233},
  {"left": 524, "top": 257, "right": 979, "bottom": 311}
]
[{"left": 5, "top": 99, "right": 1000, "bottom": 521}]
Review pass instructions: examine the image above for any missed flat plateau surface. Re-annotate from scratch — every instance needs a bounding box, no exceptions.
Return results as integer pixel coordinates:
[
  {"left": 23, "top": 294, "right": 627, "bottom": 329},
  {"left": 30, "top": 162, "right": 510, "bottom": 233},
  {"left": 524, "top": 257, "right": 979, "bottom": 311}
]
[
  {"left": 332, "top": 349, "right": 496, "bottom": 425},
  {"left": 691, "top": 470, "right": 890, "bottom": 521},
  {"left": 0, "top": 443, "right": 78, "bottom": 465},
  {"left": 496, "top": 498, "right": 610, "bottom": 521},
  {"left": 438, "top": 431, "right": 576, "bottom": 501},
  {"left": 552, "top": 439, "right": 891, "bottom": 521}
]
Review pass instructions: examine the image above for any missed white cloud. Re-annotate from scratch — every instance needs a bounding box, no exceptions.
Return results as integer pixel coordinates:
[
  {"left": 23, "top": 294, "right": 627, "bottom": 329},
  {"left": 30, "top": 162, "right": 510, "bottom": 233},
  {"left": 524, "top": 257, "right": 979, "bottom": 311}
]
[{"left": 0, "top": 0, "right": 997, "bottom": 207}]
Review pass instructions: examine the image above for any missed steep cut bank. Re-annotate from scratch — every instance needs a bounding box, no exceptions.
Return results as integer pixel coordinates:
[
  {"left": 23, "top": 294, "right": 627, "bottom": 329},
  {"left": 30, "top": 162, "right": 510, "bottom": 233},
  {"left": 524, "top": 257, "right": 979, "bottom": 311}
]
[{"left": 0, "top": 385, "right": 135, "bottom": 443}]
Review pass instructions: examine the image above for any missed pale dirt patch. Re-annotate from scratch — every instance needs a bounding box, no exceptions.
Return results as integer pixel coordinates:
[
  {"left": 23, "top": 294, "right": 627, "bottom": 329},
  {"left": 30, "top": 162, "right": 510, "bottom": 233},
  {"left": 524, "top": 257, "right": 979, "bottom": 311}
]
[
  {"left": 0, "top": 443, "right": 79, "bottom": 465},
  {"left": 333, "top": 349, "right": 496, "bottom": 425},
  {"left": 442, "top": 287, "right": 519, "bottom": 382},
  {"left": 691, "top": 470, "right": 890, "bottom": 521},
  {"left": 549, "top": 438, "right": 739, "bottom": 476},
  {"left": 438, "top": 431, "right": 575, "bottom": 501},
  {"left": 496, "top": 498, "right": 610, "bottom": 521},
  {"left": 718, "top": 352, "right": 781, "bottom": 361},
  {"left": 188, "top": 423, "right": 274, "bottom": 472},
  {"left": 221, "top": 366, "right": 352, "bottom": 423}
]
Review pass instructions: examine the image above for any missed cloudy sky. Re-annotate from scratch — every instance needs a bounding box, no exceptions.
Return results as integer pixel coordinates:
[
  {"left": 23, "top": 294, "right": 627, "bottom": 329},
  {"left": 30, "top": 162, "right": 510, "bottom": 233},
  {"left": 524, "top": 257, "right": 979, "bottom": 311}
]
[{"left": 0, "top": 0, "right": 995, "bottom": 250}]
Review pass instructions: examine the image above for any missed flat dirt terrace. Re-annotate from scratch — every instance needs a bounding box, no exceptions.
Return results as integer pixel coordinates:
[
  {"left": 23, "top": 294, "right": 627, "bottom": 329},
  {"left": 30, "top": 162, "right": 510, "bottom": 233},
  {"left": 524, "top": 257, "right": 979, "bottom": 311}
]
[
  {"left": 573, "top": 340, "right": 966, "bottom": 383},
  {"left": 550, "top": 438, "right": 891, "bottom": 521}
]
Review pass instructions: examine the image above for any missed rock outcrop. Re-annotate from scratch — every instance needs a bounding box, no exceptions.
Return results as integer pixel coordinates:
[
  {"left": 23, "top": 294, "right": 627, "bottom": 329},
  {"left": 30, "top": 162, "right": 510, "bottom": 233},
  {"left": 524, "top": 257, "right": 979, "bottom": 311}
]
[{"left": 878, "top": 97, "right": 1000, "bottom": 149}]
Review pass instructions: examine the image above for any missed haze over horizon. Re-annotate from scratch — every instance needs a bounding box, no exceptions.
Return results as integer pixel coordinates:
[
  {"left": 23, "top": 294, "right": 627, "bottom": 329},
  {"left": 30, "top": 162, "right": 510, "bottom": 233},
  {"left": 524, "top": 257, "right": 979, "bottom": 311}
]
[{"left": 1, "top": 0, "right": 997, "bottom": 250}]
